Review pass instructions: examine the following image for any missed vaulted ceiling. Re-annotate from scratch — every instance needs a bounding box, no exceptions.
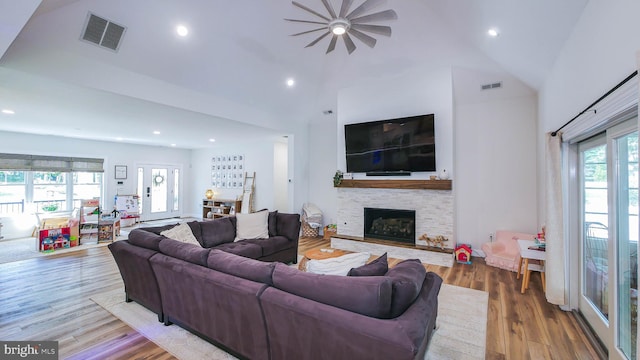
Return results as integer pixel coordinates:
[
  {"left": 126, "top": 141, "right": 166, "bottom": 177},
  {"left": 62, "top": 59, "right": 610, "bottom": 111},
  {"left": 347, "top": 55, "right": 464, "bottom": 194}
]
[{"left": 0, "top": 0, "right": 589, "bottom": 148}]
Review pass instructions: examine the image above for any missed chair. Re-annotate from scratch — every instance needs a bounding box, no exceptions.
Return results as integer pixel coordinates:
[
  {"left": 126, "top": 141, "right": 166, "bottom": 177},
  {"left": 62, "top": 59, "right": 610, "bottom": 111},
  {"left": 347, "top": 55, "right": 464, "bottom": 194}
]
[{"left": 481, "top": 230, "right": 537, "bottom": 272}]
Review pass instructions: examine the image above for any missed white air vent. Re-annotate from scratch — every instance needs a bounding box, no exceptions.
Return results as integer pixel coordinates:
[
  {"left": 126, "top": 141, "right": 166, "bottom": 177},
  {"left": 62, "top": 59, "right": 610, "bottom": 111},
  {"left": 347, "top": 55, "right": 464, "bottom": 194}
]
[
  {"left": 81, "top": 13, "right": 126, "bottom": 52},
  {"left": 481, "top": 82, "right": 502, "bottom": 90}
]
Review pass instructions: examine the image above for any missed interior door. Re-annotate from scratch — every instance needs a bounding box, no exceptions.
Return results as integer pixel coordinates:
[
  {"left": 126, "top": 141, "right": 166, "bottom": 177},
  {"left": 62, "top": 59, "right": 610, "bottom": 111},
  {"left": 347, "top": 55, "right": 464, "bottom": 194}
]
[
  {"left": 578, "top": 119, "right": 638, "bottom": 360},
  {"left": 136, "top": 164, "right": 181, "bottom": 221}
]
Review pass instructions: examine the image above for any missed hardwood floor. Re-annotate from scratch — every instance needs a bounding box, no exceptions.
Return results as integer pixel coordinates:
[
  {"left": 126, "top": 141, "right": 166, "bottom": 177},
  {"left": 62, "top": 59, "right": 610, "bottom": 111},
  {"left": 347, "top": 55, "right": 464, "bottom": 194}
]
[{"left": 0, "top": 237, "right": 600, "bottom": 359}]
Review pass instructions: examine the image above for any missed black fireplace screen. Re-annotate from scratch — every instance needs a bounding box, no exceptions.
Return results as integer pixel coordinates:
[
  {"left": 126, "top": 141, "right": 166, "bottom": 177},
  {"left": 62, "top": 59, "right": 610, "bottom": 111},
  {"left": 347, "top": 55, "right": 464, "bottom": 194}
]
[{"left": 364, "top": 207, "right": 415, "bottom": 244}]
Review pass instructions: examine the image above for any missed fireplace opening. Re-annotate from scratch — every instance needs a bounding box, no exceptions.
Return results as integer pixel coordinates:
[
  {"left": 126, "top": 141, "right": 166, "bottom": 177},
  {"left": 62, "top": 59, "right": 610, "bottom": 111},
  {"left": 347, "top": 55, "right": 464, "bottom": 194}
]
[{"left": 364, "top": 207, "right": 415, "bottom": 244}]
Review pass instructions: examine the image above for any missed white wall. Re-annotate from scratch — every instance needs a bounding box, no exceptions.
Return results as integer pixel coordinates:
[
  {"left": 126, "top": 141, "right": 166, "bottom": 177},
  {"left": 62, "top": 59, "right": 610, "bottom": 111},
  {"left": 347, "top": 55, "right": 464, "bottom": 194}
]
[
  {"left": 454, "top": 69, "right": 538, "bottom": 252},
  {"left": 538, "top": 1, "right": 640, "bottom": 225},
  {"left": 190, "top": 138, "right": 284, "bottom": 217},
  {"left": 0, "top": 131, "right": 191, "bottom": 239},
  {"left": 307, "top": 114, "right": 339, "bottom": 229},
  {"left": 336, "top": 65, "right": 454, "bottom": 179}
]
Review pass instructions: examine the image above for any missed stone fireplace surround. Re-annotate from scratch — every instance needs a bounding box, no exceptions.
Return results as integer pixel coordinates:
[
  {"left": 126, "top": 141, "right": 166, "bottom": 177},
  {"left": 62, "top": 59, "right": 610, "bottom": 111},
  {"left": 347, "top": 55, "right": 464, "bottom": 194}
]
[{"left": 336, "top": 186, "right": 454, "bottom": 249}]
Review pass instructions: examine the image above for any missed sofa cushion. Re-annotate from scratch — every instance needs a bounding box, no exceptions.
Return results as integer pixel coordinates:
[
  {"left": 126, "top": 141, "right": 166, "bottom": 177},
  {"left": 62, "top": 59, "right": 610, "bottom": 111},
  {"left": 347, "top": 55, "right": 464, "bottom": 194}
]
[
  {"left": 235, "top": 211, "right": 269, "bottom": 241},
  {"left": 240, "top": 236, "right": 292, "bottom": 257},
  {"left": 271, "top": 263, "right": 392, "bottom": 319},
  {"left": 214, "top": 240, "right": 263, "bottom": 259},
  {"left": 385, "top": 259, "right": 427, "bottom": 318},
  {"left": 348, "top": 253, "right": 388, "bottom": 277},
  {"left": 127, "top": 229, "right": 164, "bottom": 251},
  {"left": 160, "top": 223, "right": 200, "bottom": 246},
  {"left": 306, "top": 252, "right": 370, "bottom": 276},
  {"left": 159, "top": 238, "right": 210, "bottom": 266},
  {"left": 186, "top": 221, "right": 203, "bottom": 246},
  {"left": 207, "top": 249, "right": 275, "bottom": 284},
  {"left": 200, "top": 217, "right": 236, "bottom": 248},
  {"left": 268, "top": 210, "right": 278, "bottom": 237},
  {"left": 275, "top": 212, "right": 301, "bottom": 241}
]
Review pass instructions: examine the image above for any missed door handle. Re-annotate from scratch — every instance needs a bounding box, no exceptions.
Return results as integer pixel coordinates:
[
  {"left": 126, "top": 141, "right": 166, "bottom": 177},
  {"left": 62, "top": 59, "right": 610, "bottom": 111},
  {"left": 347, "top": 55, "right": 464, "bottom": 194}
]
[{"left": 147, "top": 187, "right": 151, "bottom": 197}]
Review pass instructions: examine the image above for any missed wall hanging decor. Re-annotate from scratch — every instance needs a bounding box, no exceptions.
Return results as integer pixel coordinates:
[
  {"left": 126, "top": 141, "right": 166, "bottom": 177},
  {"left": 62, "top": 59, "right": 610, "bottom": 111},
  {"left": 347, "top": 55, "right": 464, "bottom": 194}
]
[{"left": 211, "top": 154, "right": 244, "bottom": 189}]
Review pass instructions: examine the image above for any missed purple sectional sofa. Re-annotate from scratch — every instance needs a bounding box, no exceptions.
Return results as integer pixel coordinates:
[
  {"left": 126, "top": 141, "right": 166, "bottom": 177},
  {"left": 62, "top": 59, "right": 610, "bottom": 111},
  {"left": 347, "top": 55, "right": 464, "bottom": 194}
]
[
  {"left": 109, "top": 213, "right": 443, "bottom": 360},
  {"left": 108, "top": 211, "right": 300, "bottom": 322}
]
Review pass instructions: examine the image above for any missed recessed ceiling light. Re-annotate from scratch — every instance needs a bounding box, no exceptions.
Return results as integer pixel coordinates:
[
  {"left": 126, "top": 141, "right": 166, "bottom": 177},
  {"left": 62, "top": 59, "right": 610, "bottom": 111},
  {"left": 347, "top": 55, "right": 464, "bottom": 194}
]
[
  {"left": 487, "top": 28, "right": 499, "bottom": 37},
  {"left": 286, "top": 78, "right": 295, "bottom": 87},
  {"left": 1, "top": 109, "right": 15, "bottom": 115},
  {"left": 153, "top": 130, "right": 161, "bottom": 135},
  {"left": 170, "top": 143, "right": 177, "bottom": 147},
  {"left": 176, "top": 25, "right": 189, "bottom": 37},
  {"left": 116, "top": 137, "right": 124, "bottom": 141},
  {"left": 209, "top": 138, "right": 216, "bottom": 142}
]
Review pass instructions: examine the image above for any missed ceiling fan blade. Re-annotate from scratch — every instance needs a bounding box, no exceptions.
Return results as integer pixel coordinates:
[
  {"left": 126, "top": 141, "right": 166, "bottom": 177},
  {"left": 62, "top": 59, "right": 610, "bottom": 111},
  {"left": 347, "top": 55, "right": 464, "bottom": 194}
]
[
  {"left": 339, "top": 0, "right": 354, "bottom": 18},
  {"left": 351, "top": 24, "right": 391, "bottom": 37},
  {"left": 348, "top": 28, "right": 377, "bottom": 48},
  {"left": 343, "top": 32, "right": 356, "bottom": 54},
  {"left": 292, "top": 1, "right": 331, "bottom": 21},
  {"left": 320, "top": 0, "right": 337, "bottom": 18},
  {"left": 326, "top": 35, "right": 338, "bottom": 53},
  {"left": 291, "top": 27, "right": 328, "bottom": 36},
  {"left": 285, "top": 18, "right": 328, "bottom": 25},
  {"left": 305, "top": 31, "right": 331, "bottom": 48},
  {"left": 350, "top": 9, "right": 398, "bottom": 24},
  {"left": 346, "top": 0, "right": 385, "bottom": 20}
]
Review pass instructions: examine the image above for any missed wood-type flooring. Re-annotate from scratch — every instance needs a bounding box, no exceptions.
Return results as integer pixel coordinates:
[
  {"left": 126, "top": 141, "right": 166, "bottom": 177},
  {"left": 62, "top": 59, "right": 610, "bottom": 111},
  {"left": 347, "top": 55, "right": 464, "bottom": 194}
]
[{"left": 0, "top": 237, "right": 600, "bottom": 359}]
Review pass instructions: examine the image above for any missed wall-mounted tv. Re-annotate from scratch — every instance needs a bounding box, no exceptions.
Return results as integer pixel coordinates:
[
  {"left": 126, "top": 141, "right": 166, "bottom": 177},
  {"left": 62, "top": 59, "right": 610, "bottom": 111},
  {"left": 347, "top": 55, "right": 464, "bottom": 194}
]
[{"left": 345, "top": 114, "right": 435, "bottom": 174}]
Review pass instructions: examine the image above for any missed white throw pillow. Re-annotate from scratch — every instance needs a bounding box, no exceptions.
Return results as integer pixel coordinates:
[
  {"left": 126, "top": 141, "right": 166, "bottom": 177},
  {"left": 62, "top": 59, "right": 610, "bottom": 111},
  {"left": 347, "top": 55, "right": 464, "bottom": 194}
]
[
  {"left": 161, "top": 223, "right": 200, "bottom": 246},
  {"left": 235, "top": 211, "right": 269, "bottom": 241},
  {"left": 306, "top": 252, "right": 371, "bottom": 276}
]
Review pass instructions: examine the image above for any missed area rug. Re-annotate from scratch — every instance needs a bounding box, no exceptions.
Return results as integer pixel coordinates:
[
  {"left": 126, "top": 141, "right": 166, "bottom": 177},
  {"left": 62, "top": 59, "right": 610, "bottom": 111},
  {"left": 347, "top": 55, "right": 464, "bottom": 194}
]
[{"left": 91, "top": 284, "right": 487, "bottom": 360}]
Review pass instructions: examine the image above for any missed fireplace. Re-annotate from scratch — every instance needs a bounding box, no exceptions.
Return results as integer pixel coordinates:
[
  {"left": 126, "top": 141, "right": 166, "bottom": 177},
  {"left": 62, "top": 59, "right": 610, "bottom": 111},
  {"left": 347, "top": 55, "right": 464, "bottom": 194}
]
[{"left": 364, "top": 207, "right": 415, "bottom": 244}]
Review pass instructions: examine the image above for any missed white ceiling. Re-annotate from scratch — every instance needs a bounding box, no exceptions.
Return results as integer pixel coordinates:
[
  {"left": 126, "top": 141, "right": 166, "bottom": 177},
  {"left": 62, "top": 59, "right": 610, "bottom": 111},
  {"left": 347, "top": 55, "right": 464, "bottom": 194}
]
[{"left": 0, "top": 0, "right": 589, "bottom": 149}]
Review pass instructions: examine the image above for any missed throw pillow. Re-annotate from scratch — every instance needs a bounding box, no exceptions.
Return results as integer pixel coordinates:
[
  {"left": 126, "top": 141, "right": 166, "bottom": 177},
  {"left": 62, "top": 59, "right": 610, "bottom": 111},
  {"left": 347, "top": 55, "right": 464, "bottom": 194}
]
[
  {"left": 160, "top": 223, "right": 200, "bottom": 246},
  {"left": 385, "top": 259, "right": 427, "bottom": 318},
  {"left": 306, "top": 252, "right": 371, "bottom": 276},
  {"left": 235, "top": 210, "right": 269, "bottom": 241},
  {"left": 347, "top": 252, "right": 388, "bottom": 276}
]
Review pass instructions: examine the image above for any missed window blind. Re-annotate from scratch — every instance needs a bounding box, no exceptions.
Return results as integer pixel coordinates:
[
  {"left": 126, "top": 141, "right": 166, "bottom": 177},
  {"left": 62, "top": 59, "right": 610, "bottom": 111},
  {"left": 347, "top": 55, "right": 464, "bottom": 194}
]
[
  {"left": 0, "top": 154, "right": 104, "bottom": 172},
  {"left": 561, "top": 73, "right": 638, "bottom": 143}
]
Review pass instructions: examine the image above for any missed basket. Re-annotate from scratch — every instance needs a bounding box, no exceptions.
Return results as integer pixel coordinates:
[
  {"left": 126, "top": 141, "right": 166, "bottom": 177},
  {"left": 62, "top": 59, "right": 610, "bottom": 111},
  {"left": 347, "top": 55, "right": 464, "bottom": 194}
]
[{"left": 301, "top": 220, "right": 319, "bottom": 237}]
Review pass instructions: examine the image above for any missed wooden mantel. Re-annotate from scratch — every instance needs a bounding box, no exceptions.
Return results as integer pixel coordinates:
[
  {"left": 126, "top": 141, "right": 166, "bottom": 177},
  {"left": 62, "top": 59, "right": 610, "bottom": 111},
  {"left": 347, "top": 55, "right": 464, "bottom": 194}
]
[{"left": 335, "top": 179, "right": 452, "bottom": 190}]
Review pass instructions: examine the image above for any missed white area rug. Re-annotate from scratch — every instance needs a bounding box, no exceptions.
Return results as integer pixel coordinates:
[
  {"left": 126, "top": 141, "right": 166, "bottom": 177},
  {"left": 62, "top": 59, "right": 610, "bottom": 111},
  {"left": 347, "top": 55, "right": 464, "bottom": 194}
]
[{"left": 91, "top": 284, "right": 487, "bottom": 360}]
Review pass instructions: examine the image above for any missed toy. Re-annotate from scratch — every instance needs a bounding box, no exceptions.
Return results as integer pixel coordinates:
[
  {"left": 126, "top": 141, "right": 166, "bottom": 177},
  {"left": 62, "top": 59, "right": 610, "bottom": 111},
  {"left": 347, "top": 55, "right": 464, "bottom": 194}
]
[
  {"left": 419, "top": 233, "right": 449, "bottom": 249},
  {"left": 455, "top": 244, "right": 472, "bottom": 264}
]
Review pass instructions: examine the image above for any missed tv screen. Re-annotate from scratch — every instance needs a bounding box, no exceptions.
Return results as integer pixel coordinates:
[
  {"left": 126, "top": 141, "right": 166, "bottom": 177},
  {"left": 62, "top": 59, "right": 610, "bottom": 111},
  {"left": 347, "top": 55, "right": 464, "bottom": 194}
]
[{"left": 345, "top": 114, "right": 436, "bottom": 173}]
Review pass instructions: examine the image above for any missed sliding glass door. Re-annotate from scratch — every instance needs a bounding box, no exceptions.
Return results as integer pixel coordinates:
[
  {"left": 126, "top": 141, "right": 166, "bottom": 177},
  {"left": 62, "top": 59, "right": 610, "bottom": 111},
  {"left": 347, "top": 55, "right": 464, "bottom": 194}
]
[{"left": 578, "top": 119, "right": 638, "bottom": 359}]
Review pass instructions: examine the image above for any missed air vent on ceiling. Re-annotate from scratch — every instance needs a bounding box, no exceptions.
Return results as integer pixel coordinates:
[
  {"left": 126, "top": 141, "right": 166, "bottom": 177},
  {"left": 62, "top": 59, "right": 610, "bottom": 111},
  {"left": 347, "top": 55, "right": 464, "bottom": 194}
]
[
  {"left": 81, "top": 13, "right": 126, "bottom": 52},
  {"left": 481, "top": 82, "right": 502, "bottom": 90}
]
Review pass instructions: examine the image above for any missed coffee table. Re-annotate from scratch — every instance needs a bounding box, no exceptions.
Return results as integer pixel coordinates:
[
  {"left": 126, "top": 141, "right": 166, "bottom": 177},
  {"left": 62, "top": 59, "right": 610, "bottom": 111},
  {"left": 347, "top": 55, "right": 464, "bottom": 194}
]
[{"left": 298, "top": 248, "right": 353, "bottom": 271}]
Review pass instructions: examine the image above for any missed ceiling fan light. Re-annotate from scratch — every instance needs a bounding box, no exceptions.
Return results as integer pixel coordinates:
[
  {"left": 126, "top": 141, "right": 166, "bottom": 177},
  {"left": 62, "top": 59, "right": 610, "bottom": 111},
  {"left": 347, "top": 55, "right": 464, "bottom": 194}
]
[{"left": 332, "top": 24, "right": 346, "bottom": 35}]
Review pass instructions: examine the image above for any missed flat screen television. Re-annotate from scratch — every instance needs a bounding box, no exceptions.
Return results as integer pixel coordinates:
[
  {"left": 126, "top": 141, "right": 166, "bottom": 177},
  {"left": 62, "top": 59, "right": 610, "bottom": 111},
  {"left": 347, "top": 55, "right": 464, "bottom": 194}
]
[{"left": 344, "top": 114, "right": 436, "bottom": 173}]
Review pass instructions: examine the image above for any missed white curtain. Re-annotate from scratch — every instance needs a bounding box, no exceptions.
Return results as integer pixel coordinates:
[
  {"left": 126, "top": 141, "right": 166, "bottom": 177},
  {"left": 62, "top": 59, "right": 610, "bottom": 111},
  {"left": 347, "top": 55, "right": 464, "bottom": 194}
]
[{"left": 545, "top": 132, "right": 566, "bottom": 305}]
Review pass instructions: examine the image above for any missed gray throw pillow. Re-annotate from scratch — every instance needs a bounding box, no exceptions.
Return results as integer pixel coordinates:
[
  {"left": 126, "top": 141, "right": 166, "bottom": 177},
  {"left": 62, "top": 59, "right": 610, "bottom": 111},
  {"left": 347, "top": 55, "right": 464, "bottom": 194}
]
[{"left": 347, "top": 252, "right": 388, "bottom": 277}]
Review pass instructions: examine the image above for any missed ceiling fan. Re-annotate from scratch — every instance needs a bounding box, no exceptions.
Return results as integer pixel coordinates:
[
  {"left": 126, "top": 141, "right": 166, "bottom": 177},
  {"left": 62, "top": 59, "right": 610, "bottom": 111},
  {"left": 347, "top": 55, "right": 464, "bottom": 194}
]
[{"left": 285, "top": 0, "right": 398, "bottom": 54}]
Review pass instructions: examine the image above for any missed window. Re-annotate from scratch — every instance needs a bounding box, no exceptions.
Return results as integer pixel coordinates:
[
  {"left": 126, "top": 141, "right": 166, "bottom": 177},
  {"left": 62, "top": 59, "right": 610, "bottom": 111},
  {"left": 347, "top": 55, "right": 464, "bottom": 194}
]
[
  {"left": 0, "top": 171, "right": 102, "bottom": 215},
  {"left": 0, "top": 171, "right": 26, "bottom": 214}
]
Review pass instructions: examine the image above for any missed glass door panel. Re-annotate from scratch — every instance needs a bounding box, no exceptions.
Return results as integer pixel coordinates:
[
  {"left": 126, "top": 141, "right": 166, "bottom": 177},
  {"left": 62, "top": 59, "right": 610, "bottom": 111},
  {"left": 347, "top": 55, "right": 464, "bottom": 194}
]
[
  {"left": 582, "top": 142, "right": 610, "bottom": 320},
  {"left": 151, "top": 168, "right": 167, "bottom": 213},
  {"left": 615, "top": 131, "right": 637, "bottom": 360}
]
